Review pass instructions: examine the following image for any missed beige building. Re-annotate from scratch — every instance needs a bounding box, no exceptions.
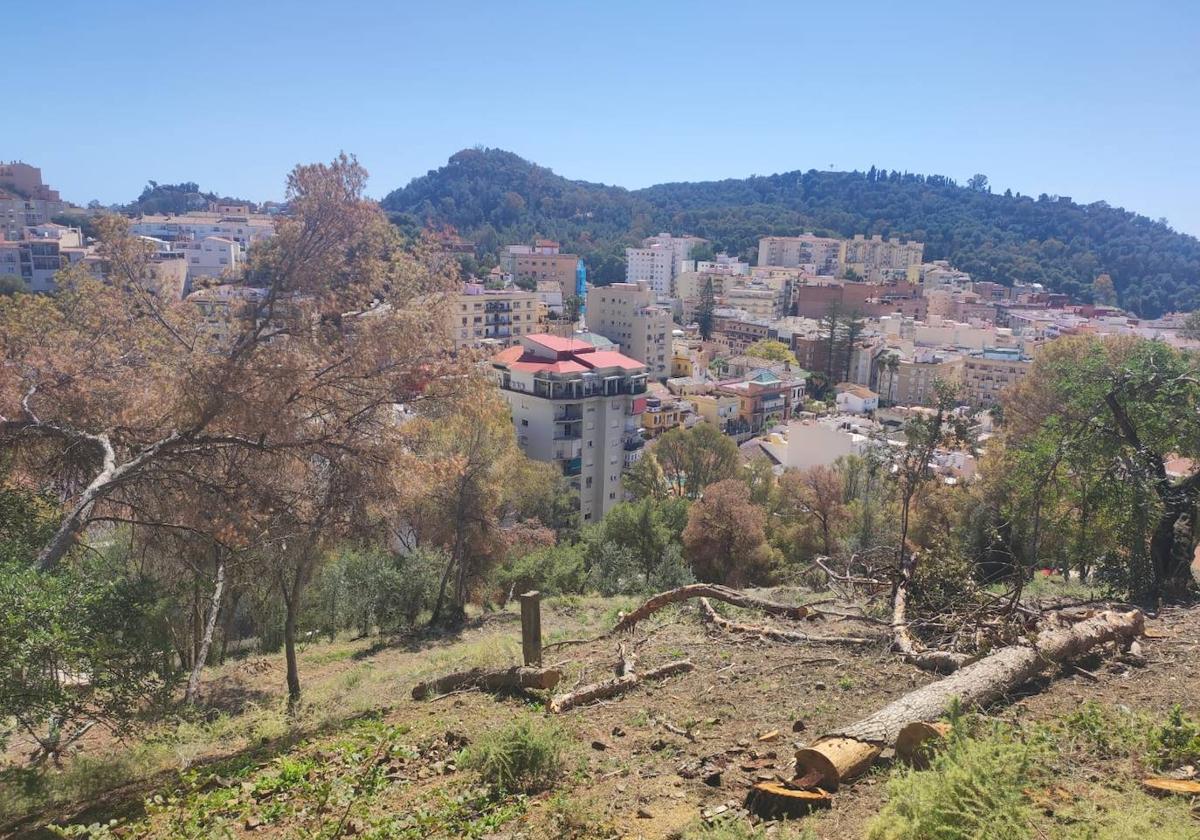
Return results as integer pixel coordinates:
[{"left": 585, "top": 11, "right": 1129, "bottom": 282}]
[
  {"left": 721, "top": 281, "right": 788, "bottom": 320},
  {"left": 491, "top": 334, "right": 648, "bottom": 522},
  {"left": 962, "top": 348, "right": 1032, "bottom": 408},
  {"left": 882, "top": 352, "right": 964, "bottom": 407},
  {"left": 450, "top": 284, "right": 541, "bottom": 349},
  {"left": 586, "top": 281, "right": 672, "bottom": 380},
  {"left": 501, "top": 241, "right": 581, "bottom": 288},
  {"left": 688, "top": 391, "right": 741, "bottom": 431},
  {"left": 842, "top": 234, "right": 924, "bottom": 283},
  {"left": 0, "top": 162, "right": 72, "bottom": 241},
  {"left": 757, "top": 235, "right": 842, "bottom": 274},
  {"left": 0, "top": 224, "right": 98, "bottom": 293}
]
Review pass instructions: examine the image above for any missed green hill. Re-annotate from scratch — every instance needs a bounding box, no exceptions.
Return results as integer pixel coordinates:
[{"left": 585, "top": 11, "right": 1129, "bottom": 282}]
[{"left": 382, "top": 148, "right": 1200, "bottom": 317}]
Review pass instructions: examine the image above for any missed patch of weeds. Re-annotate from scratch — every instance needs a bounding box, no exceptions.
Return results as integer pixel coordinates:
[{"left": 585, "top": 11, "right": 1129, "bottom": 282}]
[
  {"left": 836, "top": 676, "right": 855, "bottom": 691},
  {"left": 369, "top": 784, "right": 528, "bottom": 839},
  {"left": 1046, "top": 785, "right": 1198, "bottom": 839},
  {"left": 683, "top": 813, "right": 815, "bottom": 839},
  {"left": 545, "top": 792, "right": 615, "bottom": 839},
  {"left": 460, "top": 717, "right": 564, "bottom": 795},
  {"left": 867, "top": 718, "right": 1044, "bottom": 840},
  {"left": 1146, "top": 704, "right": 1200, "bottom": 771}
]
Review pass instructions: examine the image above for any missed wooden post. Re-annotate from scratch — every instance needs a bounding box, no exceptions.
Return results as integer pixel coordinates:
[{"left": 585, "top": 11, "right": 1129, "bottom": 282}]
[{"left": 519, "top": 590, "right": 542, "bottom": 667}]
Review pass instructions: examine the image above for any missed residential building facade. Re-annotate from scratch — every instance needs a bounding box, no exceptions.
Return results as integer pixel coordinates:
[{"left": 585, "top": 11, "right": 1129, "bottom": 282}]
[
  {"left": 491, "top": 334, "right": 648, "bottom": 522},
  {"left": 450, "top": 284, "right": 541, "bottom": 349},
  {"left": 586, "top": 281, "right": 672, "bottom": 380}
]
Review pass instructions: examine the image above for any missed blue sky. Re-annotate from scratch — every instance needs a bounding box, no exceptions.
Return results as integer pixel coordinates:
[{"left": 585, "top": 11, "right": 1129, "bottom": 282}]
[{"left": 10, "top": 1, "right": 1200, "bottom": 234}]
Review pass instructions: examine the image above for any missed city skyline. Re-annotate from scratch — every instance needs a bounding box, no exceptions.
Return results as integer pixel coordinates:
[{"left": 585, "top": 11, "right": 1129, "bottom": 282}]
[{"left": 6, "top": 0, "right": 1199, "bottom": 234}]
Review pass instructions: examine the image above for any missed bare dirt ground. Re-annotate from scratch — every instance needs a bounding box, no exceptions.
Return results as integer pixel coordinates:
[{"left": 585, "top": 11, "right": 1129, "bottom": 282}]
[{"left": 5, "top": 590, "right": 1199, "bottom": 839}]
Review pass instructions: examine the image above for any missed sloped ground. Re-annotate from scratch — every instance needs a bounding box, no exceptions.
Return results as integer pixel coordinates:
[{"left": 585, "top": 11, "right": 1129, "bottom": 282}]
[{"left": 4, "top": 590, "right": 1198, "bottom": 839}]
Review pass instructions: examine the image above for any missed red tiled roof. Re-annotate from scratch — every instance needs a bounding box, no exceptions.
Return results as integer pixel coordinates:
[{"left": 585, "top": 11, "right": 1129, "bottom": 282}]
[
  {"left": 579, "top": 351, "right": 646, "bottom": 371},
  {"left": 493, "top": 346, "right": 525, "bottom": 363}
]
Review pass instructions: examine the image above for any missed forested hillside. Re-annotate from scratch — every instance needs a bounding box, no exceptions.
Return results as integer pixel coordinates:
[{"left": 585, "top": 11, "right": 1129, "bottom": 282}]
[{"left": 383, "top": 148, "right": 1200, "bottom": 317}]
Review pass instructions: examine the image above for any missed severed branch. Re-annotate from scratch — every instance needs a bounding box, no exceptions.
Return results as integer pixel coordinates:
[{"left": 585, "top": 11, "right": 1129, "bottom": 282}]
[
  {"left": 611, "top": 583, "right": 846, "bottom": 635},
  {"left": 549, "top": 659, "right": 694, "bottom": 714},
  {"left": 891, "top": 559, "right": 974, "bottom": 673},
  {"left": 698, "top": 598, "right": 879, "bottom": 646}
]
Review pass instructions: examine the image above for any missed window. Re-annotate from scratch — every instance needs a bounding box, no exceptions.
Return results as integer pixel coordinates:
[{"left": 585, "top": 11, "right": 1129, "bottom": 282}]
[{"left": 520, "top": 419, "right": 528, "bottom": 427}]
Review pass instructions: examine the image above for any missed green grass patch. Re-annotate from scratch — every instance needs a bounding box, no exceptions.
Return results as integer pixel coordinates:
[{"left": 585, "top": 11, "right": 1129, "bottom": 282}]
[{"left": 459, "top": 717, "right": 564, "bottom": 795}]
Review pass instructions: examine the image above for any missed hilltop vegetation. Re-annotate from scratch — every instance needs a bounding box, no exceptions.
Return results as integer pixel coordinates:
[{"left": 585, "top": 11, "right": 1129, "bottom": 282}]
[
  {"left": 382, "top": 148, "right": 1200, "bottom": 317},
  {"left": 120, "top": 181, "right": 255, "bottom": 216}
]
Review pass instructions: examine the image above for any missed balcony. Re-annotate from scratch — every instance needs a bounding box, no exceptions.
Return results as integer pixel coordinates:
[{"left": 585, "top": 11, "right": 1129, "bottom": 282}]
[
  {"left": 759, "top": 398, "right": 786, "bottom": 412},
  {"left": 554, "top": 405, "right": 583, "bottom": 422},
  {"left": 562, "top": 457, "right": 582, "bottom": 477},
  {"left": 623, "top": 435, "right": 645, "bottom": 452},
  {"left": 554, "top": 438, "right": 583, "bottom": 460}
]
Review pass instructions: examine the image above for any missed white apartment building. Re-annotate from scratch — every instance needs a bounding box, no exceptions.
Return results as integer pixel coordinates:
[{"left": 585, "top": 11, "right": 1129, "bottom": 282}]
[
  {"left": 720, "top": 281, "right": 788, "bottom": 320},
  {"left": 175, "top": 236, "right": 241, "bottom": 283},
  {"left": 491, "top": 334, "right": 648, "bottom": 522},
  {"left": 625, "top": 233, "right": 707, "bottom": 296},
  {"left": 129, "top": 211, "right": 275, "bottom": 251},
  {"left": 586, "top": 281, "right": 672, "bottom": 380}
]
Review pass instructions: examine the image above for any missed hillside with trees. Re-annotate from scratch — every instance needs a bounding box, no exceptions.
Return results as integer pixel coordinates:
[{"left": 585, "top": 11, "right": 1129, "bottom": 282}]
[
  {"left": 382, "top": 148, "right": 1200, "bottom": 317},
  {"left": 120, "top": 181, "right": 254, "bottom": 215}
]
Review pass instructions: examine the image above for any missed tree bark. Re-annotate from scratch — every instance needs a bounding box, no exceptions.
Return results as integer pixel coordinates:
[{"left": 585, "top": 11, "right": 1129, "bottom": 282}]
[
  {"left": 549, "top": 660, "right": 694, "bottom": 714},
  {"left": 283, "top": 576, "right": 303, "bottom": 712},
  {"left": 792, "top": 609, "right": 1144, "bottom": 791},
  {"left": 184, "top": 557, "right": 226, "bottom": 705}
]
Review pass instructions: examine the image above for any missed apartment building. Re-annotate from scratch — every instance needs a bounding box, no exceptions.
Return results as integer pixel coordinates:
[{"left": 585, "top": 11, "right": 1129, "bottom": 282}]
[
  {"left": 501, "top": 241, "right": 582, "bottom": 289},
  {"left": 842, "top": 234, "right": 924, "bottom": 283},
  {"left": 0, "top": 162, "right": 73, "bottom": 241},
  {"left": 491, "top": 334, "right": 648, "bottom": 522},
  {"left": 881, "top": 352, "right": 964, "bottom": 407},
  {"left": 721, "top": 281, "right": 788, "bottom": 320},
  {"left": 129, "top": 210, "right": 275, "bottom": 251},
  {"left": 712, "top": 315, "right": 773, "bottom": 354},
  {"left": 625, "top": 233, "right": 706, "bottom": 296},
  {"left": 0, "top": 224, "right": 97, "bottom": 293},
  {"left": 688, "top": 391, "right": 741, "bottom": 431},
  {"left": 962, "top": 347, "right": 1032, "bottom": 408},
  {"left": 641, "top": 392, "right": 691, "bottom": 438},
  {"left": 450, "top": 284, "right": 541, "bottom": 349},
  {"left": 757, "top": 235, "right": 842, "bottom": 274},
  {"left": 586, "top": 281, "right": 672, "bottom": 380}
]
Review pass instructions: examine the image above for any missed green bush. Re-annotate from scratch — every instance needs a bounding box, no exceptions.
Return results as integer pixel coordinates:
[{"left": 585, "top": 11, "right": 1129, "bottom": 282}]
[
  {"left": 867, "top": 721, "right": 1042, "bottom": 840},
  {"left": 1146, "top": 704, "right": 1200, "bottom": 771},
  {"left": 460, "top": 717, "right": 564, "bottom": 795},
  {"left": 492, "top": 543, "right": 586, "bottom": 596}
]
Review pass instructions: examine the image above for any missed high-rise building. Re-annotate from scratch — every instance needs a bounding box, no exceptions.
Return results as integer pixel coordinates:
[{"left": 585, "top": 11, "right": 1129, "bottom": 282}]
[
  {"left": 962, "top": 347, "right": 1031, "bottom": 408},
  {"left": 500, "top": 241, "right": 582, "bottom": 289},
  {"left": 841, "top": 235, "right": 924, "bottom": 282},
  {"left": 625, "top": 233, "right": 707, "bottom": 296},
  {"left": 585, "top": 281, "right": 672, "bottom": 380},
  {"left": 491, "top": 334, "right": 648, "bottom": 522}
]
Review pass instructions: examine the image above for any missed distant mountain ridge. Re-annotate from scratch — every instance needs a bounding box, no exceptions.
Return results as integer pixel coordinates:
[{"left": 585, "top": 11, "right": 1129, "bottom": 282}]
[{"left": 382, "top": 147, "right": 1200, "bottom": 318}]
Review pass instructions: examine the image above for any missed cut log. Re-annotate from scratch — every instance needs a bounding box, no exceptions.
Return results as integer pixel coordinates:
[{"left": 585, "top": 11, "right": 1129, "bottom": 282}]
[
  {"left": 611, "top": 584, "right": 813, "bottom": 634},
  {"left": 549, "top": 660, "right": 694, "bottom": 714},
  {"left": 698, "top": 598, "right": 879, "bottom": 646},
  {"left": 744, "top": 781, "right": 832, "bottom": 819},
  {"left": 1142, "top": 777, "right": 1200, "bottom": 796},
  {"left": 793, "top": 609, "right": 1144, "bottom": 791},
  {"left": 895, "top": 721, "right": 953, "bottom": 768},
  {"left": 411, "top": 665, "right": 561, "bottom": 700}
]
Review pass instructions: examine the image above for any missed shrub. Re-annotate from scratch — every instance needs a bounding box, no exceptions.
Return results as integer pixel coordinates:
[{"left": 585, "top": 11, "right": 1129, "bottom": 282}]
[
  {"left": 460, "top": 717, "right": 564, "bottom": 795},
  {"left": 1146, "top": 704, "right": 1200, "bottom": 771},
  {"left": 492, "top": 543, "right": 586, "bottom": 597},
  {"left": 867, "top": 721, "right": 1042, "bottom": 840}
]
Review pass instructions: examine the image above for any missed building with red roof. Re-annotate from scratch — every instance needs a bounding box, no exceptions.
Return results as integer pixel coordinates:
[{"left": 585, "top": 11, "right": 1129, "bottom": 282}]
[{"left": 491, "top": 334, "right": 649, "bottom": 522}]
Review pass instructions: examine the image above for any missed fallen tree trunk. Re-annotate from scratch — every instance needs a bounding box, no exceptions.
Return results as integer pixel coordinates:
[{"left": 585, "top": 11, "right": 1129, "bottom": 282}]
[
  {"left": 611, "top": 584, "right": 815, "bottom": 634},
  {"left": 411, "top": 665, "right": 561, "bottom": 700},
  {"left": 793, "top": 608, "right": 1144, "bottom": 791},
  {"left": 549, "top": 660, "right": 694, "bottom": 714},
  {"left": 699, "top": 598, "right": 879, "bottom": 646}
]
